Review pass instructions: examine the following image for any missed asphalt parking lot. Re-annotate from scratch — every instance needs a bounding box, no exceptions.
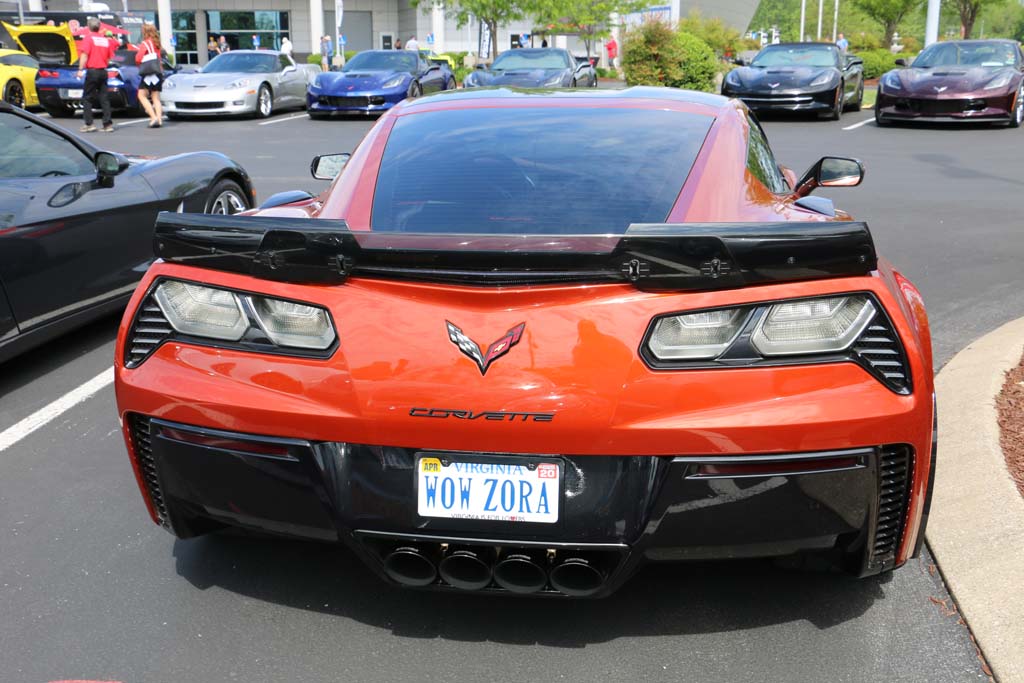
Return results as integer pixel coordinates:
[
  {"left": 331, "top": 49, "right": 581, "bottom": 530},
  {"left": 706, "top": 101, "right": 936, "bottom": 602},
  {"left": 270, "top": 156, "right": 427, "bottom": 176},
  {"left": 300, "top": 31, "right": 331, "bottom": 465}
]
[{"left": 2, "top": 102, "right": 1020, "bottom": 681}]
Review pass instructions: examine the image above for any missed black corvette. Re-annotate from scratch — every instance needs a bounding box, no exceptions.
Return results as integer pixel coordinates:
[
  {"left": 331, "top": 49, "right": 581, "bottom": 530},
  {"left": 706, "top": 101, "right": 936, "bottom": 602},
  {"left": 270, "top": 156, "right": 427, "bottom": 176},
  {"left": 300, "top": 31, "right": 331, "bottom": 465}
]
[
  {"left": 722, "top": 42, "right": 864, "bottom": 120},
  {"left": 462, "top": 48, "right": 597, "bottom": 89},
  {"left": 0, "top": 101, "right": 254, "bottom": 363}
]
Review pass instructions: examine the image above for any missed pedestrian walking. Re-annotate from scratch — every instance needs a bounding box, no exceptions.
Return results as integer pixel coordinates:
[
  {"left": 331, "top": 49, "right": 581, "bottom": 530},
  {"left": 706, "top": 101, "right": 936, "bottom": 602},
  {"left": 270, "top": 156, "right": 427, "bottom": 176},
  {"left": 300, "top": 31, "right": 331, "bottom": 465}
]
[
  {"left": 836, "top": 33, "right": 849, "bottom": 52},
  {"left": 76, "top": 17, "right": 117, "bottom": 133},
  {"left": 605, "top": 36, "right": 618, "bottom": 69},
  {"left": 405, "top": 35, "right": 418, "bottom": 52},
  {"left": 280, "top": 36, "right": 292, "bottom": 57},
  {"left": 135, "top": 23, "right": 164, "bottom": 128},
  {"left": 208, "top": 35, "right": 220, "bottom": 60},
  {"left": 321, "top": 35, "right": 333, "bottom": 71}
]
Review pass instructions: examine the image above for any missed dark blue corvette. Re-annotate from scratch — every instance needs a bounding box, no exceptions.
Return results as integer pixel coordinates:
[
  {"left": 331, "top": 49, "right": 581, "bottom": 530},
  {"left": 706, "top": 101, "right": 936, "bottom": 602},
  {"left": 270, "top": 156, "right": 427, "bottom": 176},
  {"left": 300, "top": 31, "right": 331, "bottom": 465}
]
[{"left": 307, "top": 50, "right": 455, "bottom": 118}]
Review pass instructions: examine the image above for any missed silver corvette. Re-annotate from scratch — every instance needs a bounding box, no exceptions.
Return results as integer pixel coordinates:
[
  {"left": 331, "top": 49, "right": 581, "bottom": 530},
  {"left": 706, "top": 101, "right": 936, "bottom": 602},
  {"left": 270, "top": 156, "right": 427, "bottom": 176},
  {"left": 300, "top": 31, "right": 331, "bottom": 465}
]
[{"left": 162, "top": 50, "right": 318, "bottom": 119}]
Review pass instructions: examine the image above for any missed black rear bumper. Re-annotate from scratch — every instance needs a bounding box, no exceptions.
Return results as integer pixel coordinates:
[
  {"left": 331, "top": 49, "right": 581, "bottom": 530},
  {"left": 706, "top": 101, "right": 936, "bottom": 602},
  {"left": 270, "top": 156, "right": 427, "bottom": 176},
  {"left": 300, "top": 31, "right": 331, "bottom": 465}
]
[{"left": 129, "top": 415, "right": 915, "bottom": 597}]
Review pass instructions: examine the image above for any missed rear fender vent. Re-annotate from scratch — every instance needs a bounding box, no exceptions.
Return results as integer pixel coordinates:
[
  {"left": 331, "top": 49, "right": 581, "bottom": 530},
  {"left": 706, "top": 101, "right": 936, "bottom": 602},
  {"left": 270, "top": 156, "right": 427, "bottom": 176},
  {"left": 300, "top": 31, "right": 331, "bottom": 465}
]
[
  {"left": 129, "top": 415, "right": 171, "bottom": 530},
  {"left": 852, "top": 309, "right": 912, "bottom": 394},
  {"left": 124, "top": 292, "right": 173, "bottom": 368},
  {"left": 868, "top": 445, "right": 914, "bottom": 571}
]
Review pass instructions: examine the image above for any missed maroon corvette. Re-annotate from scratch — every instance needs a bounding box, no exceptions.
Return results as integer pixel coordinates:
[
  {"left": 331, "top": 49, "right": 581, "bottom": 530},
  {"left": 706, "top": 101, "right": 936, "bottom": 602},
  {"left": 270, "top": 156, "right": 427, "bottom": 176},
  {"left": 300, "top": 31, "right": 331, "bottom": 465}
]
[{"left": 876, "top": 39, "right": 1024, "bottom": 126}]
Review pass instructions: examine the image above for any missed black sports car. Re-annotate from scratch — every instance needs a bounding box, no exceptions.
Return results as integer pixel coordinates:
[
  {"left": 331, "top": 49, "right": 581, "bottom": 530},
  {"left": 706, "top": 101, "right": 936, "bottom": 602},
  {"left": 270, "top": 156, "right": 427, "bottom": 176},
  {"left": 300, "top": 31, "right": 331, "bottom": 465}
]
[
  {"left": 463, "top": 48, "right": 597, "bottom": 89},
  {"left": 0, "top": 101, "right": 255, "bottom": 363},
  {"left": 722, "top": 42, "right": 864, "bottom": 120}
]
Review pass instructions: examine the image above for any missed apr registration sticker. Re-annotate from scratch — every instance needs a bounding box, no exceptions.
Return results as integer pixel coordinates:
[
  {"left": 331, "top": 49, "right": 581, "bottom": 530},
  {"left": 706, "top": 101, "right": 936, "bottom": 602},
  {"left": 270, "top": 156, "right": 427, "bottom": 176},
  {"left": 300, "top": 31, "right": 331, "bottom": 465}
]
[{"left": 416, "top": 456, "right": 560, "bottom": 524}]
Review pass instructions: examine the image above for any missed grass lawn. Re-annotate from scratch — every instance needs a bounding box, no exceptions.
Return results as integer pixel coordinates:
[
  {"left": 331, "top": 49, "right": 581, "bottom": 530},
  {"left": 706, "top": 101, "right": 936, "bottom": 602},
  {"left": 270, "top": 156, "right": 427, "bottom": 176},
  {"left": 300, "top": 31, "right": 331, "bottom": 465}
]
[{"left": 862, "top": 86, "right": 877, "bottom": 109}]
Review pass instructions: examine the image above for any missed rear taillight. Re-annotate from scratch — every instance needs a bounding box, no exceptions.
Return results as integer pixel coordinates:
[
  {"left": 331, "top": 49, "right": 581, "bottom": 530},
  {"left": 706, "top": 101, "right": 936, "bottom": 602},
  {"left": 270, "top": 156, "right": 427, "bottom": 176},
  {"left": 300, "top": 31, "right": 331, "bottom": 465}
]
[
  {"left": 107, "top": 69, "right": 120, "bottom": 80},
  {"left": 38, "top": 69, "right": 59, "bottom": 78}
]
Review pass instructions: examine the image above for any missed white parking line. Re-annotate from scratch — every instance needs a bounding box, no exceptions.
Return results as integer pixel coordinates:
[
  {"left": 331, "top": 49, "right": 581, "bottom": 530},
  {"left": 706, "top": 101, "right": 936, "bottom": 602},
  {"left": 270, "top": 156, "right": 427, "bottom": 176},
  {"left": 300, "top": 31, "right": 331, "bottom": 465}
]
[
  {"left": 258, "top": 113, "right": 309, "bottom": 126},
  {"left": 0, "top": 368, "right": 114, "bottom": 453},
  {"left": 116, "top": 118, "right": 155, "bottom": 127},
  {"left": 842, "top": 117, "right": 874, "bottom": 131}
]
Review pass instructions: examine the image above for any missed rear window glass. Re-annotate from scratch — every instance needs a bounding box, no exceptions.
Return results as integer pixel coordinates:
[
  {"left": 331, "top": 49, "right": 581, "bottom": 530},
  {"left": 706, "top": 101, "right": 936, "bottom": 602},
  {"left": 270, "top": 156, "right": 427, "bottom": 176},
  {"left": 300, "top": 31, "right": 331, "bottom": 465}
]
[{"left": 370, "top": 107, "right": 713, "bottom": 233}]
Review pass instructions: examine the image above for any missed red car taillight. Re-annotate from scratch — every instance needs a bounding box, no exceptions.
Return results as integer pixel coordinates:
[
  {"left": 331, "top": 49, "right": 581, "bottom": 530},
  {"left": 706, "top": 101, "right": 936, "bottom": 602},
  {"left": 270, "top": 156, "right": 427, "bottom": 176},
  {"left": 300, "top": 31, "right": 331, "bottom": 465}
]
[{"left": 38, "top": 69, "right": 59, "bottom": 78}]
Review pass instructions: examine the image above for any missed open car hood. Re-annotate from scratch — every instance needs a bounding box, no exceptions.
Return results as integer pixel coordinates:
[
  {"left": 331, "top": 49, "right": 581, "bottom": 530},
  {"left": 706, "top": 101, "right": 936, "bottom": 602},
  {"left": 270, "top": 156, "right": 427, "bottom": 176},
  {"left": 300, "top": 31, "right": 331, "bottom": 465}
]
[{"left": 2, "top": 22, "right": 77, "bottom": 66}]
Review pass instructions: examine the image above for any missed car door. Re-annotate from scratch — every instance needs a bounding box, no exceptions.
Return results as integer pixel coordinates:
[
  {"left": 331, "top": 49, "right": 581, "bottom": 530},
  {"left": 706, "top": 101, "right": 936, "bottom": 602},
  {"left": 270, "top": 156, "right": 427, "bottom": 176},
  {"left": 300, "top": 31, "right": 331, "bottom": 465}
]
[
  {"left": 277, "top": 54, "right": 303, "bottom": 106},
  {"left": 3, "top": 53, "right": 39, "bottom": 106},
  {"left": 418, "top": 54, "right": 444, "bottom": 93},
  {"left": 843, "top": 56, "right": 861, "bottom": 100},
  {"left": 0, "top": 110, "right": 162, "bottom": 332}
]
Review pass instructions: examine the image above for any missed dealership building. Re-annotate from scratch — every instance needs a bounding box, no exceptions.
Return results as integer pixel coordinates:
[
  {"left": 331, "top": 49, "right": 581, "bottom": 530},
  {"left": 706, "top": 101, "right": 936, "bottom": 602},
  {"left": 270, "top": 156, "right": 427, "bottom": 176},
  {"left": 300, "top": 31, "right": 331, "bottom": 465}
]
[{"left": 15, "top": 0, "right": 755, "bottom": 65}]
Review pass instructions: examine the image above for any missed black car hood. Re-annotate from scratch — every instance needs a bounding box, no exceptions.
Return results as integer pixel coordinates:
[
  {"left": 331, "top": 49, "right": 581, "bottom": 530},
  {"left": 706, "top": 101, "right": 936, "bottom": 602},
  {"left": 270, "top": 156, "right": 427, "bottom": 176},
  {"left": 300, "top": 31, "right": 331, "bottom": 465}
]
[
  {"left": 732, "top": 66, "right": 837, "bottom": 91},
  {"left": 472, "top": 68, "right": 566, "bottom": 87}
]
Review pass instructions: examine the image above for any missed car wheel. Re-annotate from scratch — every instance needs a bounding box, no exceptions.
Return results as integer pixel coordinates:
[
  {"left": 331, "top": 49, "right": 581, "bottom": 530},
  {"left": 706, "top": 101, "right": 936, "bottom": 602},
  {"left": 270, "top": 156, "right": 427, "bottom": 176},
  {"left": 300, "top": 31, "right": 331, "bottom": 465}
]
[
  {"left": 827, "top": 85, "right": 842, "bottom": 120},
  {"left": 204, "top": 179, "right": 250, "bottom": 215},
  {"left": 44, "top": 104, "right": 74, "bottom": 118},
  {"left": 445, "top": 77, "right": 456, "bottom": 91},
  {"left": 407, "top": 81, "right": 422, "bottom": 99},
  {"left": 848, "top": 81, "right": 863, "bottom": 112},
  {"left": 1009, "top": 85, "right": 1024, "bottom": 128},
  {"left": 255, "top": 84, "right": 273, "bottom": 119},
  {"left": 308, "top": 112, "right": 328, "bottom": 120},
  {"left": 3, "top": 80, "right": 25, "bottom": 108},
  {"left": 591, "top": 75, "right": 598, "bottom": 88},
  {"left": 874, "top": 107, "right": 889, "bottom": 127}
]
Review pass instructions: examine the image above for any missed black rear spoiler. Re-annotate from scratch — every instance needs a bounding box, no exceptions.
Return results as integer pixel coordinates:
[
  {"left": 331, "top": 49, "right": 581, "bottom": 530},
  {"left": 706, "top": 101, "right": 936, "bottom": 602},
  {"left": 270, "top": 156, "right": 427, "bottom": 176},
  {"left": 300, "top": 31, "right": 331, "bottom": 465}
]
[{"left": 153, "top": 212, "right": 877, "bottom": 291}]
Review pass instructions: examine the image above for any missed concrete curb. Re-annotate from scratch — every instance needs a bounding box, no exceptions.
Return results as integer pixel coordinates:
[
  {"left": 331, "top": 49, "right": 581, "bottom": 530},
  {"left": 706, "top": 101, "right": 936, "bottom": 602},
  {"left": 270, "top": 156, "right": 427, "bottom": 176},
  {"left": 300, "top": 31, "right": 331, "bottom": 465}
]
[{"left": 929, "top": 316, "right": 1024, "bottom": 683}]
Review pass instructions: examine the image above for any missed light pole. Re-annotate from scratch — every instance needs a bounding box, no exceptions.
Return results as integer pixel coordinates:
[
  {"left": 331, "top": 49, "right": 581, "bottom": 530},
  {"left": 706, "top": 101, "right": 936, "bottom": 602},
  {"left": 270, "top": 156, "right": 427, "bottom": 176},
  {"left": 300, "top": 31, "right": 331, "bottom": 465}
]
[
  {"left": 925, "top": 0, "right": 940, "bottom": 45},
  {"left": 832, "top": 0, "right": 839, "bottom": 42},
  {"left": 16, "top": 0, "right": 24, "bottom": 25},
  {"left": 799, "top": 0, "right": 806, "bottom": 41},
  {"left": 817, "top": 0, "right": 824, "bottom": 40}
]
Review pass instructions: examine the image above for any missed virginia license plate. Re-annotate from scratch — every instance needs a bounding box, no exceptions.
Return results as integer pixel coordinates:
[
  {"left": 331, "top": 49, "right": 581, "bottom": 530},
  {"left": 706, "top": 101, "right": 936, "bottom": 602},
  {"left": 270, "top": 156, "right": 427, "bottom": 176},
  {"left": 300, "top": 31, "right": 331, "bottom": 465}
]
[
  {"left": 66, "top": 89, "right": 83, "bottom": 98},
  {"left": 416, "top": 455, "right": 560, "bottom": 524}
]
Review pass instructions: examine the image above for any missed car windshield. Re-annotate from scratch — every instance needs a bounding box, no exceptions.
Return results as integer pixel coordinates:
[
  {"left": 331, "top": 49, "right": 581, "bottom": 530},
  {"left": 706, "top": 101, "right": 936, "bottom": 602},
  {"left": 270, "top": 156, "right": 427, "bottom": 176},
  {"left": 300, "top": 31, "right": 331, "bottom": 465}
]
[
  {"left": 202, "top": 52, "right": 278, "bottom": 73},
  {"left": 751, "top": 45, "right": 839, "bottom": 68},
  {"left": 913, "top": 41, "right": 1019, "bottom": 68},
  {"left": 344, "top": 51, "right": 417, "bottom": 73},
  {"left": 492, "top": 50, "right": 570, "bottom": 70},
  {"left": 371, "top": 107, "right": 712, "bottom": 233}
]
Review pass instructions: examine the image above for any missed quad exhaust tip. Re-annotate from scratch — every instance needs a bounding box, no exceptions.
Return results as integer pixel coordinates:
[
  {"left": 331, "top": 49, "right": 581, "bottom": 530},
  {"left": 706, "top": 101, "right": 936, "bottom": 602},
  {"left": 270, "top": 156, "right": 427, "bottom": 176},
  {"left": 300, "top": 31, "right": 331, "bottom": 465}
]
[
  {"left": 549, "top": 556, "right": 605, "bottom": 597},
  {"left": 438, "top": 546, "right": 494, "bottom": 591},
  {"left": 492, "top": 550, "right": 548, "bottom": 594},
  {"left": 383, "top": 545, "right": 437, "bottom": 587}
]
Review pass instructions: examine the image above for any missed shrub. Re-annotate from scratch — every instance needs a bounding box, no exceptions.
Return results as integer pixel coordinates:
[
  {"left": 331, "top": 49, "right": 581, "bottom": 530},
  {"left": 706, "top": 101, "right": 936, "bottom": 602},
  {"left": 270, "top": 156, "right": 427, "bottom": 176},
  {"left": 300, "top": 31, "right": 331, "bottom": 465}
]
[
  {"left": 622, "top": 21, "right": 717, "bottom": 92},
  {"left": 306, "top": 53, "right": 321, "bottom": 65},
  {"left": 676, "top": 10, "right": 741, "bottom": 58},
  {"left": 848, "top": 32, "right": 881, "bottom": 51},
  {"left": 857, "top": 49, "right": 914, "bottom": 79},
  {"left": 453, "top": 65, "right": 472, "bottom": 85}
]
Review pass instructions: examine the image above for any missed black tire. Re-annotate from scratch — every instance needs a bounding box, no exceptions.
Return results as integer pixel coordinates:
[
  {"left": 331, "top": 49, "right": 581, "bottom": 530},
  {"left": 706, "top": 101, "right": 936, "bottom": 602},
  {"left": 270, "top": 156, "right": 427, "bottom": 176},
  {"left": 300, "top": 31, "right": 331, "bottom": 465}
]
[
  {"left": 3, "top": 80, "right": 25, "bottom": 108},
  {"left": 167, "top": 112, "right": 184, "bottom": 120},
  {"left": 308, "top": 112, "right": 329, "bottom": 120},
  {"left": 827, "top": 84, "right": 842, "bottom": 120},
  {"left": 204, "top": 179, "right": 250, "bottom": 215},
  {"left": 254, "top": 84, "right": 273, "bottom": 119},
  {"left": 445, "top": 77, "right": 456, "bottom": 91},
  {"left": 570, "top": 79, "right": 577, "bottom": 88},
  {"left": 874, "top": 107, "right": 890, "bottom": 127},
  {"left": 407, "top": 81, "right": 422, "bottom": 99},
  {"left": 44, "top": 104, "right": 75, "bottom": 118},
  {"left": 1009, "top": 85, "right": 1024, "bottom": 128},
  {"left": 848, "top": 81, "right": 864, "bottom": 112}
]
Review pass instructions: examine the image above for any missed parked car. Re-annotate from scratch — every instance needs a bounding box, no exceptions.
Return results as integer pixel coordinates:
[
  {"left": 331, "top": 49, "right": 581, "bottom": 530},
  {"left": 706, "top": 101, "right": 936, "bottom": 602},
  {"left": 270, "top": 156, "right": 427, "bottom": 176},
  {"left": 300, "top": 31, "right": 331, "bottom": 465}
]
[
  {"left": 0, "top": 100, "right": 255, "bottom": 363},
  {"left": 722, "top": 42, "right": 864, "bottom": 120},
  {"left": 113, "top": 87, "right": 935, "bottom": 598},
  {"left": 419, "top": 49, "right": 457, "bottom": 72},
  {"left": 3, "top": 21, "right": 168, "bottom": 118},
  {"left": 875, "top": 39, "right": 1024, "bottom": 127},
  {"left": 0, "top": 47, "right": 39, "bottom": 108},
  {"left": 162, "top": 50, "right": 316, "bottom": 119},
  {"left": 463, "top": 48, "right": 598, "bottom": 88},
  {"left": 307, "top": 49, "right": 454, "bottom": 118}
]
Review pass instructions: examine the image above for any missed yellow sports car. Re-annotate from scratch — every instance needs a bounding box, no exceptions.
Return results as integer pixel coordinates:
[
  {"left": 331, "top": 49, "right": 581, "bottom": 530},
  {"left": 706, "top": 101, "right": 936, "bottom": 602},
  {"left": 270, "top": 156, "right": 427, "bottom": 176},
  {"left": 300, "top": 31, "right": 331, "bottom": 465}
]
[
  {"left": 419, "top": 49, "right": 457, "bottom": 72},
  {"left": 0, "top": 48, "right": 39, "bottom": 108}
]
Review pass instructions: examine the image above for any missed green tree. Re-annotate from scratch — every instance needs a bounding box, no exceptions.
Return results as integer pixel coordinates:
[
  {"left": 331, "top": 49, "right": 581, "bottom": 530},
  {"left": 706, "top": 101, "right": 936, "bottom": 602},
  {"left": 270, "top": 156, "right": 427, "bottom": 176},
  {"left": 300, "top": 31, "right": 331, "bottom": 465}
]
[
  {"left": 412, "top": 0, "right": 535, "bottom": 60},
  {"left": 532, "top": 0, "right": 646, "bottom": 58},
  {"left": 854, "top": 0, "right": 923, "bottom": 46},
  {"left": 621, "top": 20, "right": 717, "bottom": 91},
  {"left": 677, "top": 10, "right": 742, "bottom": 56},
  {"left": 946, "top": 0, "right": 1003, "bottom": 38}
]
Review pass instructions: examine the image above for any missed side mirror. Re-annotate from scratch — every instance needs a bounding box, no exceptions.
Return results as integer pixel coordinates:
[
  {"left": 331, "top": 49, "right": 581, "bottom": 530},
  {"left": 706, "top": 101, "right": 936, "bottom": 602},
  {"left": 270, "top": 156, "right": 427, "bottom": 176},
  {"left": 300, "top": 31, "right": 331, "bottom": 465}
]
[
  {"left": 95, "top": 151, "right": 129, "bottom": 178},
  {"left": 310, "top": 152, "right": 351, "bottom": 180},
  {"left": 283, "top": 64, "right": 297, "bottom": 74},
  {"left": 427, "top": 64, "right": 440, "bottom": 72},
  {"left": 474, "top": 63, "right": 485, "bottom": 70},
  {"left": 894, "top": 58, "right": 908, "bottom": 67},
  {"left": 575, "top": 61, "right": 590, "bottom": 71},
  {"left": 794, "top": 156, "right": 864, "bottom": 198},
  {"left": 733, "top": 57, "right": 746, "bottom": 66},
  {"left": 847, "top": 56, "right": 863, "bottom": 67}
]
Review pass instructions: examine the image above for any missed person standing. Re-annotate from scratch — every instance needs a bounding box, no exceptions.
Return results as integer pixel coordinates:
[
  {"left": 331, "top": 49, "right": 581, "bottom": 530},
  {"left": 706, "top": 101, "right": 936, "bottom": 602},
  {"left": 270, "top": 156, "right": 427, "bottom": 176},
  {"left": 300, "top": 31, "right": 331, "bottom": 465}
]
[
  {"left": 394, "top": 38, "right": 402, "bottom": 50},
  {"left": 135, "top": 23, "right": 164, "bottom": 128},
  {"left": 836, "top": 33, "right": 849, "bottom": 53},
  {"left": 207, "top": 35, "right": 220, "bottom": 60},
  {"left": 405, "top": 35, "right": 418, "bottom": 52},
  {"left": 280, "top": 36, "right": 292, "bottom": 57},
  {"left": 218, "top": 35, "right": 229, "bottom": 53},
  {"left": 320, "top": 35, "right": 333, "bottom": 72},
  {"left": 605, "top": 36, "right": 618, "bottom": 69},
  {"left": 76, "top": 17, "right": 117, "bottom": 133}
]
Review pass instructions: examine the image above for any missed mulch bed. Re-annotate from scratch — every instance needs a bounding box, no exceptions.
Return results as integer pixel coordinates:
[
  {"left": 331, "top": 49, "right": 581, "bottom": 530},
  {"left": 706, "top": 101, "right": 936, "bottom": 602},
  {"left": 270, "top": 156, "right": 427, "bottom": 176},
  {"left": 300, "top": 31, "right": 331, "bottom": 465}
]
[{"left": 997, "top": 349, "right": 1024, "bottom": 498}]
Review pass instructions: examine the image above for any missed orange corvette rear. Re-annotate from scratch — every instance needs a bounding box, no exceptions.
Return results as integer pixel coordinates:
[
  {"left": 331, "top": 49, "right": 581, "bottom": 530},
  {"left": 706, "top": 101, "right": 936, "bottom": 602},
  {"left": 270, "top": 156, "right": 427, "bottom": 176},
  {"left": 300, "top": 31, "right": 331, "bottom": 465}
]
[{"left": 115, "top": 88, "right": 935, "bottom": 597}]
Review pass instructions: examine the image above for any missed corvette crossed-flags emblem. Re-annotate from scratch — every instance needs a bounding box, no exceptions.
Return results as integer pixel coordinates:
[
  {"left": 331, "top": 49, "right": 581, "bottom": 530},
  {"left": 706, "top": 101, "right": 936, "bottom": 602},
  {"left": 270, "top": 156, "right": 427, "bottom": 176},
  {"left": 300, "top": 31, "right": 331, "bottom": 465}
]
[{"left": 446, "top": 321, "right": 526, "bottom": 375}]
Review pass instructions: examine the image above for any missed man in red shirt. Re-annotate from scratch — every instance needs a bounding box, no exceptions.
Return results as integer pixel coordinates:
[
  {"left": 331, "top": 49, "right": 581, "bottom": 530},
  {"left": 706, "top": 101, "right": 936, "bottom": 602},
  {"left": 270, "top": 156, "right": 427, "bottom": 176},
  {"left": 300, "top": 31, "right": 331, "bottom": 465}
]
[
  {"left": 76, "top": 17, "right": 118, "bottom": 133},
  {"left": 605, "top": 37, "right": 618, "bottom": 70}
]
